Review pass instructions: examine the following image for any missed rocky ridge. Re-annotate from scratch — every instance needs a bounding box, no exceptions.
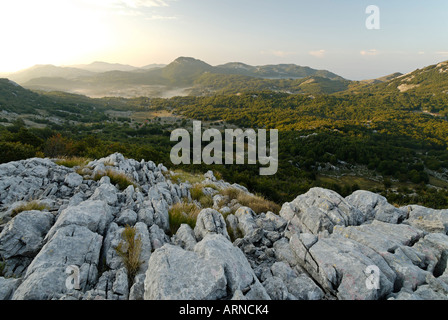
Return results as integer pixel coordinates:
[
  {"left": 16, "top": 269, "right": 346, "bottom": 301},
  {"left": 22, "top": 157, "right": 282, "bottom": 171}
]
[{"left": 0, "top": 153, "right": 447, "bottom": 300}]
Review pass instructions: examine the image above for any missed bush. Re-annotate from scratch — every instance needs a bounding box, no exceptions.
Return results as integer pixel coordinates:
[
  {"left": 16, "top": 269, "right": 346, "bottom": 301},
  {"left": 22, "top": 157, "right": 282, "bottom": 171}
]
[
  {"left": 0, "top": 141, "right": 36, "bottom": 164},
  {"left": 43, "top": 133, "right": 74, "bottom": 158},
  {"left": 115, "top": 225, "right": 143, "bottom": 284}
]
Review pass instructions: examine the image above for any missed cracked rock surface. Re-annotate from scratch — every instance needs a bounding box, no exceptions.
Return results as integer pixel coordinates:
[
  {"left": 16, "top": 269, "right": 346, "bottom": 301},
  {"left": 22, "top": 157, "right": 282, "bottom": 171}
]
[{"left": 0, "top": 155, "right": 447, "bottom": 300}]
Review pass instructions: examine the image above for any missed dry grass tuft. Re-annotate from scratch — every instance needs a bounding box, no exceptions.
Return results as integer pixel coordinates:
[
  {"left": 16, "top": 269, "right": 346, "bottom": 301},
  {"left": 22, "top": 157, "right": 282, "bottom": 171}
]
[
  {"left": 115, "top": 225, "right": 143, "bottom": 284},
  {"left": 10, "top": 200, "right": 49, "bottom": 218},
  {"left": 220, "top": 187, "right": 281, "bottom": 214},
  {"left": 55, "top": 156, "right": 90, "bottom": 168},
  {"left": 93, "top": 169, "right": 138, "bottom": 191},
  {"left": 168, "top": 201, "right": 201, "bottom": 235}
]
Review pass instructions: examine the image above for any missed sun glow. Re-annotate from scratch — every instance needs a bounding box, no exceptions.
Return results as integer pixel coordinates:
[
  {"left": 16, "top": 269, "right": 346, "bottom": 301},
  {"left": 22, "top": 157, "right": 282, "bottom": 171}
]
[{"left": 0, "top": 0, "right": 114, "bottom": 72}]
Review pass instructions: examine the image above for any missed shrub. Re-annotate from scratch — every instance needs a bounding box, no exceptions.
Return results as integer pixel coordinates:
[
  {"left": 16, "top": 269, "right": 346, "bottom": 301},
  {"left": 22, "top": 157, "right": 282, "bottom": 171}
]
[
  {"left": 43, "top": 133, "right": 74, "bottom": 158},
  {"left": 93, "top": 169, "right": 137, "bottom": 191},
  {"left": 115, "top": 225, "right": 143, "bottom": 284},
  {"left": 10, "top": 200, "right": 49, "bottom": 218},
  {"left": 0, "top": 141, "right": 36, "bottom": 164},
  {"left": 168, "top": 201, "right": 201, "bottom": 235}
]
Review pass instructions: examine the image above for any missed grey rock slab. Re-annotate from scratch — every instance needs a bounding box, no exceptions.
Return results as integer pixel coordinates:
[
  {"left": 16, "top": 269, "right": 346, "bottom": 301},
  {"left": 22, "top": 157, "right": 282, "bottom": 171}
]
[
  {"left": 263, "top": 276, "right": 289, "bottom": 300},
  {"left": 64, "top": 172, "right": 83, "bottom": 188},
  {"left": 0, "top": 277, "right": 21, "bottom": 300},
  {"left": 149, "top": 224, "right": 170, "bottom": 250},
  {"left": 172, "top": 224, "right": 197, "bottom": 251},
  {"left": 234, "top": 206, "right": 258, "bottom": 236},
  {"left": 0, "top": 210, "right": 54, "bottom": 259},
  {"left": 280, "top": 187, "right": 364, "bottom": 235},
  {"left": 291, "top": 233, "right": 396, "bottom": 300},
  {"left": 194, "top": 208, "right": 230, "bottom": 241},
  {"left": 346, "top": 190, "right": 407, "bottom": 224},
  {"left": 194, "top": 234, "right": 260, "bottom": 294},
  {"left": 404, "top": 205, "right": 448, "bottom": 234},
  {"left": 12, "top": 225, "right": 103, "bottom": 300},
  {"left": 45, "top": 200, "right": 112, "bottom": 240},
  {"left": 116, "top": 209, "right": 138, "bottom": 227},
  {"left": 144, "top": 244, "right": 227, "bottom": 300},
  {"left": 89, "top": 183, "right": 118, "bottom": 206}
]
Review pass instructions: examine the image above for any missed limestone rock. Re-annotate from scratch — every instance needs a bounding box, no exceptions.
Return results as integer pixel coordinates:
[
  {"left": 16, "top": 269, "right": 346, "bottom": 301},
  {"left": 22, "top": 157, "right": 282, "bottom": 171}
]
[
  {"left": 144, "top": 244, "right": 227, "bottom": 300},
  {"left": 194, "top": 208, "right": 230, "bottom": 241}
]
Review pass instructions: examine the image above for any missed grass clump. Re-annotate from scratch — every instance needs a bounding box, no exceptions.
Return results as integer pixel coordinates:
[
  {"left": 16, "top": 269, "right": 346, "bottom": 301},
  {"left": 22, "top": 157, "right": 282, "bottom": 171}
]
[
  {"left": 221, "top": 187, "right": 281, "bottom": 214},
  {"left": 168, "top": 200, "right": 201, "bottom": 235},
  {"left": 115, "top": 225, "right": 143, "bottom": 284},
  {"left": 94, "top": 169, "right": 138, "bottom": 191},
  {"left": 55, "top": 156, "right": 90, "bottom": 168},
  {"left": 170, "top": 169, "right": 204, "bottom": 185},
  {"left": 10, "top": 200, "right": 49, "bottom": 218},
  {"left": 0, "top": 259, "right": 6, "bottom": 277},
  {"left": 190, "top": 184, "right": 214, "bottom": 208}
]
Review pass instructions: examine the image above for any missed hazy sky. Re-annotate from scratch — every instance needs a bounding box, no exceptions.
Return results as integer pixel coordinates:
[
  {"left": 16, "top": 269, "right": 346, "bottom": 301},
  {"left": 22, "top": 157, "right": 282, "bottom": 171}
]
[{"left": 0, "top": 0, "right": 447, "bottom": 80}]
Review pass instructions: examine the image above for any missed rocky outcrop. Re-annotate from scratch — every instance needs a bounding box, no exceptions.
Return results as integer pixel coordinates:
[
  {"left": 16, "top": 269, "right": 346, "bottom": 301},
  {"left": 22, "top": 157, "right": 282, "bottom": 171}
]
[{"left": 1, "top": 154, "right": 448, "bottom": 300}]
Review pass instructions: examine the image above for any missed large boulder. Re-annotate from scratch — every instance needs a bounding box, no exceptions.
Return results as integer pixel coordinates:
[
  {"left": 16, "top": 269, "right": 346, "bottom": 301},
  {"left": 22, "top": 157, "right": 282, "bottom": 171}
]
[
  {"left": 194, "top": 208, "right": 230, "bottom": 241},
  {"left": 333, "top": 220, "right": 428, "bottom": 290},
  {"left": 0, "top": 210, "right": 54, "bottom": 276},
  {"left": 45, "top": 200, "right": 112, "bottom": 240},
  {"left": 290, "top": 232, "right": 396, "bottom": 300},
  {"left": 234, "top": 207, "right": 258, "bottom": 236},
  {"left": 194, "top": 234, "right": 261, "bottom": 294},
  {"left": 12, "top": 225, "right": 103, "bottom": 300},
  {"left": 144, "top": 244, "right": 227, "bottom": 300},
  {"left": 280, "top": 187, "right": 364, "bottom": 235},
  {"left": 346, "top": 190, "right": 407, "bottom": 224},
  {"left": 403, "top": 205, "right": 448, "bottom": 234}
]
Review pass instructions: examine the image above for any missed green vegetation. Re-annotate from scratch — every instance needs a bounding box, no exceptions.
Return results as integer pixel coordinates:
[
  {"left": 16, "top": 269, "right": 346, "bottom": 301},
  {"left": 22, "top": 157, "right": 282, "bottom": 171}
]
[
  {"left": 115, "top": 225, "right": 143, "bottom": 284},
  {"left": 2, "top": 59, "right": 448, "bottom": 209}
]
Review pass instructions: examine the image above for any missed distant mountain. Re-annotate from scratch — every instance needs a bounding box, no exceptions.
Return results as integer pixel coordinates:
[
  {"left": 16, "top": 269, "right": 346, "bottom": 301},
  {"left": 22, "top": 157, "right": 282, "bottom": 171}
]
[
  {"left": 69, "top": 61, "right": 139, "bottom": 73},
  {"left": 141, "top": 64, "right": 167, "bottom": 70},
  {"left": 8, "top": 65, "right": 95, "bottom": 84},
  {"left": 216, "top": 62, "right": 344, "bottom": 80},
  {"left": 343, "top": 61, "right": 448, "bottom": 96},
  {"left": 160, "top": 57, "right": 214, "bottom": 85},
  {"left": 9, "top": 57, "right": 350, "bottom": 97}
]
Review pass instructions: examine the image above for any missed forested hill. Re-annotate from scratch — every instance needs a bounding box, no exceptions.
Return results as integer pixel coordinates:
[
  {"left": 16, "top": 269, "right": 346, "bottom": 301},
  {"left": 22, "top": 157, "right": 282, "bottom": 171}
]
[{"left": 1, "top": 60, "right": 448, "bottom": 209}]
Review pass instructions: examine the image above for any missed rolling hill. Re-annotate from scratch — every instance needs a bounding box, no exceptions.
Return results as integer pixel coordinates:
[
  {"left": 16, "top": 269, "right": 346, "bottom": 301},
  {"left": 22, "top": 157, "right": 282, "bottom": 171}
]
[{"left": 7, "top": 57, "right": 348, "bottom": 98}]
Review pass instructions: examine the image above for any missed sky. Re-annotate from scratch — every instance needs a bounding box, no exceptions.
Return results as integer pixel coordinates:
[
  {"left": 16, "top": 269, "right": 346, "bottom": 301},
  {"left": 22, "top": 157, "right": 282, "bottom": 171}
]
[{"left": 0, "top": 0, "right": 447, "bottom": 80}]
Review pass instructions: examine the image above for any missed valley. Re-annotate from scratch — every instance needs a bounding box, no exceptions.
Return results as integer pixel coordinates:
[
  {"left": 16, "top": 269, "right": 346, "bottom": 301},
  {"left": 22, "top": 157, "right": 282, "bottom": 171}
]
[{"left": 1, "top": 58, "right": 448, "bottom": 209}]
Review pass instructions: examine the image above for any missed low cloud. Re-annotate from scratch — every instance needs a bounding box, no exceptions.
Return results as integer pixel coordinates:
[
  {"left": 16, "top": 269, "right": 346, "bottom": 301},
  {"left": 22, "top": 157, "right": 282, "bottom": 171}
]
[
  {"left": 436, "top": 51, "right": 448, "bottom": 56},
  {"left": 309, "top": 49, "right": 325, "bottom": 58},
  {"left": 87, "top": 0, "right": 169, "bottom": 8},
  {"left": 360, "top": 49, "right": 378, "bottom": 56},
  {"left": 146, "top": 15, "right": 178, "bottom": 20}
]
